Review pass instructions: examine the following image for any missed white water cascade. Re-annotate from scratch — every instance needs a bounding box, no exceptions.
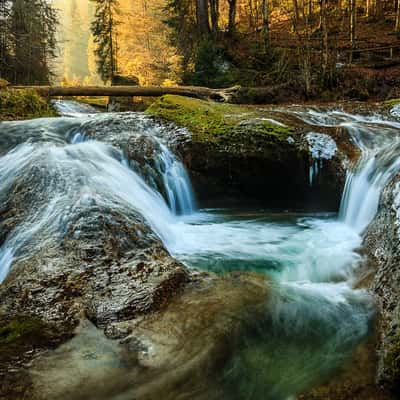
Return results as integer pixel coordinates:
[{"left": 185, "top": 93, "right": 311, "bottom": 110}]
[
  {"left": 55, "top": 100, "right": 197, "bottom": 217},
  {"left": 287, "top": 108, "right": 400, "bottom": 233},
  {"left": 156, "top": 143, "right": 196, "bottom": 215},
  {"left": 51, "top": 99, "right": 100, "bottom": 117},
  {"left": 340, "top": 122, "right": 400, "bottom": 232}
]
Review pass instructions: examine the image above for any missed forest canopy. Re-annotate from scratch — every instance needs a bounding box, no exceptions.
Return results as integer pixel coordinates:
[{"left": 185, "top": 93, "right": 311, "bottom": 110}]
[{"left": 1, "top": 0, "right": 400, "bottom": 97}]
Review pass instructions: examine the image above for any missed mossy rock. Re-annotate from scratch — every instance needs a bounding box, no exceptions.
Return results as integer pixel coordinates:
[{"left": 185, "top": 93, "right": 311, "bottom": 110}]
[
  {"left": 0, "top": 316, "right": 53, "bottom": 361},
  {"left": 383, "top": 98, "right": 400, "bottom": 115},
  {"left": 145, "top": 95, "right": 294, "bottom": 146},
  {"left": 0, "top": 78, "right": 10, "bottom": 88},
  {"left": 0, "top": 89, "right": 57, "bottom": 121}
]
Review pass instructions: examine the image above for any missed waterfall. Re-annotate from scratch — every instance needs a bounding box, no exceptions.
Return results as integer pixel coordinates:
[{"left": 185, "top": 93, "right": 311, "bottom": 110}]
[
  {"left": 339, "top": 121, "right": 400, "bottom": 233},
  {"left": 52, "top": 99, "right": 99, "bottom": 117},
  {"left": 155, "top": 143, "right": 196, "bottom": 215},
  {"left": 288, "top": 108, "right": 400, "bottom": 233},
  {"left": 0, "top": 105, "right": 198, "bottom": 284},
  {"left": 338, "top": 124, "right": 400, "bottom": 232},
  {"left": 55, "top": 100, "right": 196, "bottom": 216}
]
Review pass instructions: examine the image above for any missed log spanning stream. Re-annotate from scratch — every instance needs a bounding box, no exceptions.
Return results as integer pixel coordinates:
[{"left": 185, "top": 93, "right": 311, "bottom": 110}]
[{"left": 1, "top": 100, "right": 400, "bottom": 399}]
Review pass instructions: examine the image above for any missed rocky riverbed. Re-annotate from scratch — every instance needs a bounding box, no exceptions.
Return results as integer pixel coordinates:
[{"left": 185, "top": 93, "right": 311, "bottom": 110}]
[{"left": 0, "top": 97, "right": 399, "bottom": 400}]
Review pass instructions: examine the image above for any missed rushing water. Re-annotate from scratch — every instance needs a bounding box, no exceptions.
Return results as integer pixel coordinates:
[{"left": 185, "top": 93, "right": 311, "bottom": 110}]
[
  {"left": 285, "top": 108, "right": 400, "bottom": 232},
  {"left": 1, "top": 100, "right": 399, "bottom": 398}
]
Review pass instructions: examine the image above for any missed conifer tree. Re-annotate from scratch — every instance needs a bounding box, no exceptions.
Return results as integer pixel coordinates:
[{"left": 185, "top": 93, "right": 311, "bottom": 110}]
[
  {"left": 9, "top": 0, "right": 58, "bottom": 84},
  {"left": 0, "top": 0, "right": 11, "bottom": 80},
  {"left": 90, "top": 0, "right": 120, "bottom": 83}
]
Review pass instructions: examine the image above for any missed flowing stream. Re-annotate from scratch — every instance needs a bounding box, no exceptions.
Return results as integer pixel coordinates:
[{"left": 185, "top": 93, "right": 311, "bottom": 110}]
[{"left": 1, "top": 100, "right": 400, "bottom": 399}]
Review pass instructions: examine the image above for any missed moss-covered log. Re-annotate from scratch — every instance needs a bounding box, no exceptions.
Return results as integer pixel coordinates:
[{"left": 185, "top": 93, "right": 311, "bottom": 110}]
[
  {"left": 10, "top": 83, "right": 299, "bottom": 104},
  {"left": 10, "top": 85, "right": 242, "bottom": 102}
]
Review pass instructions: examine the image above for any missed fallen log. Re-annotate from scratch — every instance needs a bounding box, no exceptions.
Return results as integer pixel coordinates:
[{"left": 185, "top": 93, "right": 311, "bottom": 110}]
[{"left": 10, "top": 85, "right": 241, "bottom": 103}]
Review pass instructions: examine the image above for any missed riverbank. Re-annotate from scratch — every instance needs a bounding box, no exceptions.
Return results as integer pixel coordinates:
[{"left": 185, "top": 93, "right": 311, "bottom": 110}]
[{"left": 0, "top": 88, "right": 57, "bottom": 122}]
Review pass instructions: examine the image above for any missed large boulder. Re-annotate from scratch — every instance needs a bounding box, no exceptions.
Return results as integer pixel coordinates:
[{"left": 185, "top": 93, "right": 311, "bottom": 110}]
[
  {"left": 0, "top": 115, "right": 271, "bottom": 400},
  {"left": 146, "top": 95, "right": 357, "bottom": 211}
]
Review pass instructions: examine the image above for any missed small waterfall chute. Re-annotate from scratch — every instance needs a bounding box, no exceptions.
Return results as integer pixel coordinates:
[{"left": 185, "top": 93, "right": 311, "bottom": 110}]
[
  {"left": 155, "top": 143, "right": 196, "bottom": 215},
  {"left": 289, "top": 108, "right": 400, "bottom": 233},
  {"left": 52, "top": 100, "right": 99, "bottom": 117}
]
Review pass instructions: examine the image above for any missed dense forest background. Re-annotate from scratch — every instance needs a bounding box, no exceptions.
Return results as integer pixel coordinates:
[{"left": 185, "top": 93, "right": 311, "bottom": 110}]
[{"left": 1, "top": 0, "right": 400, "bottom": 98}]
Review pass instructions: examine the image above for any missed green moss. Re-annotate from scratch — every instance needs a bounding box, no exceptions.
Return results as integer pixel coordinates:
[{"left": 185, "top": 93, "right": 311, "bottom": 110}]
[
  {"left": 146, "top": 95, "right": 294, "bottom": 145},
  {"left": 0, "top": 78, "right": 10, "bottom": 88},
  {"left": 0, "top": 89, "right": 57, "bottom": 121},
  {"left": 0, "top": 316, "right": 46, "bottom": 346},
  {"left": 0, "top": 316, "right": 53, "bottom": 361},
  {"left": 384, "top": 98, "right": 400, "bottom": 108}
]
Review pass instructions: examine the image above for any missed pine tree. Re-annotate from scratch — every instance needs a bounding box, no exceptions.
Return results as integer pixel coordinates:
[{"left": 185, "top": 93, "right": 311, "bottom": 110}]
[
  {"left": 8, "top": 0, "right": 58, "bottom": 84},
  {"left": 90, "top": 0, "right": 120, "bottom": 83},
  {"left": 0, "top": 0, "right": 12, "bottom": 80}
]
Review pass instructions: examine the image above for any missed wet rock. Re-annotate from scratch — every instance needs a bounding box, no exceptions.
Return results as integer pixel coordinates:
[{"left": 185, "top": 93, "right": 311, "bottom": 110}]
[
  {"left": 0, "top": 140, "right": 187, "bottom": 398},
  {"left": 146, "top": 96, "right": 355, "bottom": 211},
  {"left": 0, "top": 119, "right": 271, "bottom": 399},
  {"left": 29, "top": 273, "right": 270, "bottom": 400},
  {"left": 364, "top": 175, "right": 400, "bottom": 394},
  {"left": 299, "top": 333, "right": 393, "bottom": 400}
]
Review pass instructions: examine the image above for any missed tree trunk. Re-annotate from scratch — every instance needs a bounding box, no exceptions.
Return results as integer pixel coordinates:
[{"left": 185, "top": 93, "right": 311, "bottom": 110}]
[
  {"left": 261, "top": 0, "right": 269, "bottom": 40},
  {"left": 299, "top": 0, "right": 305, "bottom": 18},
  {"left": 209, "top": 0, "right": 219, "bottom": 33},
  {"left": 108, "top": 0, "right": 115, "bottom": 82},
  {"left": 366, "top": 0, "right": 371, "bottom": 17},
  {"left": 248, "top": 0, "right": 254, "bottom": 30},
  {"left": 228, "top": 0, "right": 237, "bottom": 34},
  {"left": 321, "top": 0, "right": 329, "bottom": 84},
  {"left": 396, "top": 0, "right": 400, "bottom": 32},
  {"left": 293, "top": 0, "right": 300, "bottom": 23},
  {"left": 375, "top": 0, "right": 383, "bottom": 18},
  {"left": 11, "top": 85, "right": 242, "bottom": 102},
  {"left": 196, "top": 0, "right": 210, "bottom": 35},
  {"left": 349, "top": 0, "right": 356, "bottom": 63}
]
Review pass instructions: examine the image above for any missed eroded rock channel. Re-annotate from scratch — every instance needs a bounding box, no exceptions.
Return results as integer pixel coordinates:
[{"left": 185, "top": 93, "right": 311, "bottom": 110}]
[{"left": 0, "top": 98, "right": 399, "bottom": 399}]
